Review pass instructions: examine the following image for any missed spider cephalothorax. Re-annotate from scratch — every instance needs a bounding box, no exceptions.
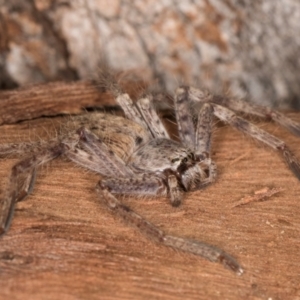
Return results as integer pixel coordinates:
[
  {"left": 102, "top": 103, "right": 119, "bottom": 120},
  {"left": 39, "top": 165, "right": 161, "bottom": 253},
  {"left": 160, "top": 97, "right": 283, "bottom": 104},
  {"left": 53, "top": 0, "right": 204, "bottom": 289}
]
[
  {"left": 126, "top": 137, "right": 214, "bottom": 204},
  {"left": 1, "top": 77, "right": 300, "bottom": 275}
]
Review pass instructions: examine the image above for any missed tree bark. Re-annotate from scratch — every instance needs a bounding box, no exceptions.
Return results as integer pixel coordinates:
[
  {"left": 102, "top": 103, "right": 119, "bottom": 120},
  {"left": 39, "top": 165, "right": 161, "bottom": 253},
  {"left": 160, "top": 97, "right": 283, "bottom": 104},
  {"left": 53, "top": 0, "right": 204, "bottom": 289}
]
[{"left": 1, "top": 0, "right": 300, "bottom": 109}]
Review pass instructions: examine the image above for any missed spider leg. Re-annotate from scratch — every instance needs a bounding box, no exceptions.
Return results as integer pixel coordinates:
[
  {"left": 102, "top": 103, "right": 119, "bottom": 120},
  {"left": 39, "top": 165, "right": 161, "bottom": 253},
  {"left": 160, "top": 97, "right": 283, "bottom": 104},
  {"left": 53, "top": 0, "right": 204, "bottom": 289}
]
[
  {"left": 0, "top": 143, "right": 67, "bottom": 235},
  {"left": 212, "top": 104, "right": 300, "bottom": 179},
  {"left": 195, "top": 103, "right": 213, "bottom": 156},
  {"left": 16, "top": 168, "right": 37, "bottom": 202},
  {"left": 190, "top": 161, "right": 217, "bottom": 190},
  {"left": 189, "top": 87, "right": 300, "bottom": 137},
  {"left": 102, "top": 175, "right": 167, "bottom": 196},
  {"left": 0, "top": 143, "right": 38, "bottom": 201},
  {"left": 96, "top": 181, "right": 243, "bottom": 275},
  {"left": 115, "top": 92, "right": 149, "bottom": 129},
  {"left": 185, "top": 102, "right": 217, "bottom": 190},
  {"left": 166, "top": 172, "right": 183, "bottom": 206},
  {"left": 135, "top": 94, "right": 170, "bottom": 138},
  {"left": 65, "top": 148, "right": 120, "bottom": 178},
  {"left": 99, "top": 72, "right": 169, "bottom": 139},
  {"left": 0, "top": 141, "right": 43, "bottom": 157},
  {"left": 174, "top": 86, "right": 196, "bottom": 148},
  {"left": 73, "top": 128, "right": 133, "bottom": 177},
  {"left": 99, "top": 73, "right": 149, "bottom": 130},
  {"left": 114, "top": 88, "right": 169, "bottom": 139}
]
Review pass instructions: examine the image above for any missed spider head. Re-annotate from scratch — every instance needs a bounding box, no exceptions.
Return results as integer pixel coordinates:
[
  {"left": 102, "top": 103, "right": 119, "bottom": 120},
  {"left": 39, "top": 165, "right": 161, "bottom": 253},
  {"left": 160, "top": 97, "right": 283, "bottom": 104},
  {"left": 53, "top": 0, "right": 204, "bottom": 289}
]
[
  {"left": 129, "top": 139, "right": 196, "bottom": 173},
  {"left": 129, "top": 139, "right": 215, "bottom": 191},
  {"left": 170, "top": 152, "right": 195, "bottom": 172},
  {"left": 178, "top": 153, "right": 213, "bottom": 191}
]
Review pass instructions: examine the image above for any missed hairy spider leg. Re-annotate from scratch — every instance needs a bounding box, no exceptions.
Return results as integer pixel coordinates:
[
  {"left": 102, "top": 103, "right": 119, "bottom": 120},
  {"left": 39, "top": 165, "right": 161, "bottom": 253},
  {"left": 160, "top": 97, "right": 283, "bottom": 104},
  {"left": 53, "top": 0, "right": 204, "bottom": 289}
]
[
  {"left": 174, "top": 86, "right": 196, "bottom": 149},
  {"left": 101, "top": 72, "right": 150, "bottom": 131},
  {"left": 194, "top": 102, "right": 217, "bottom": 187},
  {"left": 174, "top": 89, "right": 217, "bottom": 190},
  {"left": 0, "top": 143, "right": 68, "bottom": 235},
  {"left": 74, "top": 128, "right": 133, "bottom": 177},
  {"left": 195, "top": 103, "right": 213, "bottom": 156},
  {"left": 210, "top": 104, "right": 300, "bottom": 180},
  {"left": 189, "top": 87, "right": 300, "bottom": 137},
  {"left": 15, "top": 168, "right": 37, "bottom": 202},
  {"left": 115, "top": 92, "right": 149, "bottom": 130},
  {"left": 136, "top": 94, "right": 170, "bottom": 138},
  {"left": 97, "top": 182, "right": 243, "bottom": 275}
]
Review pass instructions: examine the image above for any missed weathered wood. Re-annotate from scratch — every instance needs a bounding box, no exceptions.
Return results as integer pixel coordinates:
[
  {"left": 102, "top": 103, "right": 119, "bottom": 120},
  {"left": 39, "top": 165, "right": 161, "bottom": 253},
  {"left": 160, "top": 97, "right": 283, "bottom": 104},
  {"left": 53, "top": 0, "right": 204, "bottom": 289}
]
[
  {"left": 0, "top": 81, "right": 111, "bottom": 125},
  {"left": 0, "top": 113, "right": 299, "bottom": 299},
  {"left": 0, "top": 79, "right": 147, "bottom": 125}
]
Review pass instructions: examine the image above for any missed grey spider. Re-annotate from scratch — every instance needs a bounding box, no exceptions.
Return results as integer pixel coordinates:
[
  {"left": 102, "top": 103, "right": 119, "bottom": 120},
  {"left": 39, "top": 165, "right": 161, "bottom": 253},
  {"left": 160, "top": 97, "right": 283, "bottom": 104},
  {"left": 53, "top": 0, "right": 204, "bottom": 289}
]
[{"left": 1, "top": 76, "right": 300, "bottom": 275}]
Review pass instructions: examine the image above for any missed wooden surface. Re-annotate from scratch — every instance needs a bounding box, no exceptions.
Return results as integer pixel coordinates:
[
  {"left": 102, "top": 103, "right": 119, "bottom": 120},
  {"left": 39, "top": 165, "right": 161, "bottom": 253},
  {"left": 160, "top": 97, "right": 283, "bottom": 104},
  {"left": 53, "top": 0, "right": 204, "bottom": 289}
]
[
  {"left": 0, "top": 79, "right": 147, "bottom": 125},
  {"left": 0, "top": 113, "right": 300, "bottom": 299}
]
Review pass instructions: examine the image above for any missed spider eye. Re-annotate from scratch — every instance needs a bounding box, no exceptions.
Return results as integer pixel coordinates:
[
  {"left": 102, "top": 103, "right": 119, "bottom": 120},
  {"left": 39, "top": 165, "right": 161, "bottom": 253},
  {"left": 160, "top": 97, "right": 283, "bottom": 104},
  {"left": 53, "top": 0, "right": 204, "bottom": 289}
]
[{"left": 182, "top": 157, "right": 188, "bottom": 163}]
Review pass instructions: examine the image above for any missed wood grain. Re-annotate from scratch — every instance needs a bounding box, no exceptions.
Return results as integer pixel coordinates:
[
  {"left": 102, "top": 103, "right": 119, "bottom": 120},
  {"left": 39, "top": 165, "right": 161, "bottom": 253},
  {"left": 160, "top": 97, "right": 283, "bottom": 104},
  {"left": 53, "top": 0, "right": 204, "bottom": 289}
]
[
  {"left": 0, "top": 113, "right": 300, "bottom": 299},
  {"left": 0, "top": 79, "right": 147, "bottom": 125}
]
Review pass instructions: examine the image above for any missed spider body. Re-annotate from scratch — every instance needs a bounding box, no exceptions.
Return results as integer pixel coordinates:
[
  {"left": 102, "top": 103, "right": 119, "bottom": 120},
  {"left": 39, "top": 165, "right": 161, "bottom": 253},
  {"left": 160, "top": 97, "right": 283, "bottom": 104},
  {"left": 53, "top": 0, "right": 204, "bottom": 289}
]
[
  {"left": 127, "top": 138, "right": 208, "bottom": 195},
  {"left": 65, "top": 112, "right": 149, "bottom": 161},
  {"left": 72, "top": 113, "right": 212, "bottom": 206},
  {"left": 1, "top": 79, "right": 300, "bottom": 276}
]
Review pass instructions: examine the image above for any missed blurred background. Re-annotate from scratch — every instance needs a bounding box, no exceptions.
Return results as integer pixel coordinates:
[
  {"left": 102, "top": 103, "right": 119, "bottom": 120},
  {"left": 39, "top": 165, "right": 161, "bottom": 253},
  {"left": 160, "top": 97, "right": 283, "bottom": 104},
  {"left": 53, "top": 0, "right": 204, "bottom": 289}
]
[{"left": 1, "top": 0, "right": 300, "bottom": 109}]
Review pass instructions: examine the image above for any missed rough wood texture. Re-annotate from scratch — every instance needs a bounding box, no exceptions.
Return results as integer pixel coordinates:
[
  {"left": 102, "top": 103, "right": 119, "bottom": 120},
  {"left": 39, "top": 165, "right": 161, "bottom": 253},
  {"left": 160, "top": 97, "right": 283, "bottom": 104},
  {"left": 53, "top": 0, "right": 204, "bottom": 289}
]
[
  {"left": 0, "top": 81, "right": 112, "bottom": 125},
  {"left": 0, "top": 78, "right": 147, "bottom": 125},
  {"left": 0, "top": 112, "right": 300, "bottom": 299},
  {"left": 1, "top": 0, "right": 300, "bottom": 108}
]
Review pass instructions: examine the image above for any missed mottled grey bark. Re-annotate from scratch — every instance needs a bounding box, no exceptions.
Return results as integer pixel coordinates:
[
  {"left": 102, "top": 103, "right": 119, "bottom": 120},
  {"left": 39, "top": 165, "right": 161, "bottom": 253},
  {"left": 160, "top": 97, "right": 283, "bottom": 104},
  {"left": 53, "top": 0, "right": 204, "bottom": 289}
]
[{"left": 1, "top": 0, "right": 300, "bottom": 109}]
